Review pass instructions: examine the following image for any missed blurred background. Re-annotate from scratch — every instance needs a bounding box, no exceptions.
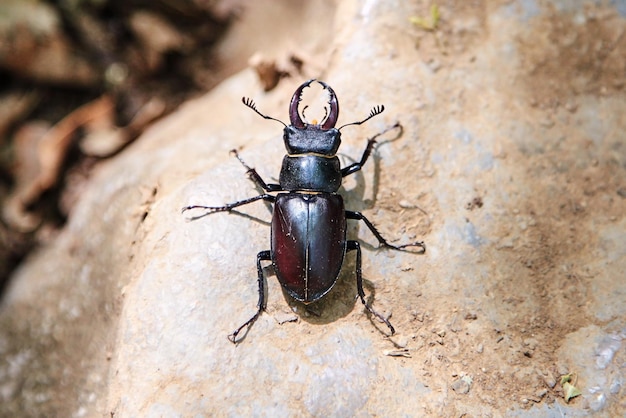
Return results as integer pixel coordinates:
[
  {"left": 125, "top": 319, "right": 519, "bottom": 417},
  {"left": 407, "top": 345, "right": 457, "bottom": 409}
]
[{"left": 0, "top": 0, "right": 326, "bottom": 293}]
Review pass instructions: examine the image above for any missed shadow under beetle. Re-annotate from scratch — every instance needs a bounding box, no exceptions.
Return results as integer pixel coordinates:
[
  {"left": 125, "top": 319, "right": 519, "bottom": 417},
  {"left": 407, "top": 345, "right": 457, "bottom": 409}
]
[{"left": 183, "top": 80, "right": 425, "bottom": 343}]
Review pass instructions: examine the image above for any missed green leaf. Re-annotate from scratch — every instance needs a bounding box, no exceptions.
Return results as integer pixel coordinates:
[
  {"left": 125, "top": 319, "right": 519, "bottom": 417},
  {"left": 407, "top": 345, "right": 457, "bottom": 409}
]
[
  {"left": 409, "top": 4, "right": 440, "bottom": 31},
  {"left": 560, "top": 373, "right": 573, "bottom": 385},
  {"left": 563, "top": 382, "right": 582, "bottom": 403}
]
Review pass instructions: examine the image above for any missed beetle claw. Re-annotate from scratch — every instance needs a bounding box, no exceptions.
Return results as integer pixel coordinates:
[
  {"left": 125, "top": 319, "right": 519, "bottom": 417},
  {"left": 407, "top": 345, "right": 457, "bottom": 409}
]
[
  {"left": 317, "top": 81, "right": 339, "bottom": 129},
  {"left": 288, "top": 79, "right": 339, "bottom": 130},
  {"left": 289, "top": 79, "right": 315, "bottom": 128}
]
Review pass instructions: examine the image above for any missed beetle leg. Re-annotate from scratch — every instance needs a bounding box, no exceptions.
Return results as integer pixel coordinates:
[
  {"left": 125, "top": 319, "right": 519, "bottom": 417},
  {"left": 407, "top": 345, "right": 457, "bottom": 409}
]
[
  {"left": 231, "top": 149, "right": 282, "bottom": 192},
  {"left": 228, "top": 250, "right": 271, "bottom": 343},
  {"left": 347, "top": 240, "right": 395, "bottom": 335},
  {"left": 341, "top": 122, "right": 403, "bottom": 177},
  {"left": 341, "top": 136, "right": 377, "bottom": 177},
  {"left": 346, "top": 211, "right": 426, "bottom": 252},
  {"left": 181, "top": 194, "right": 275, "bottom": 215}
]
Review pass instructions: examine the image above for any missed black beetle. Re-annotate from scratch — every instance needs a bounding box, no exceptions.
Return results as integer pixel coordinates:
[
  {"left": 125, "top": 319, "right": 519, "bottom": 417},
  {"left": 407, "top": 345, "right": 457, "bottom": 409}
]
[{"left": 183, "top": 80, "right": 425, "bottom": 343}]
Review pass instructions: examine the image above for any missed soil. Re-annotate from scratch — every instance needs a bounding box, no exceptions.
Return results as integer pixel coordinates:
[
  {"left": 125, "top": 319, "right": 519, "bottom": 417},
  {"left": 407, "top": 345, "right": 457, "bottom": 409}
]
[{"left": 307, "top": 1, "right": 626, "bottom": 414}]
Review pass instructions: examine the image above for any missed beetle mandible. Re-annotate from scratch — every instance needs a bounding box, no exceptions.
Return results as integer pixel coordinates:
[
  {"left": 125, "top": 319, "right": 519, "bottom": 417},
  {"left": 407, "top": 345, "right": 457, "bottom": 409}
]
[{"left": 183, "top": 80, "right": 426, "bottom": 343}]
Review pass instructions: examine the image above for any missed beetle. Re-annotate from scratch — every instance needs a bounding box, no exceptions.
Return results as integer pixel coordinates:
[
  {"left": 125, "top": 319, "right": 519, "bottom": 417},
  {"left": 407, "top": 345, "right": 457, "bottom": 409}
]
[{"left": 183, "top": 80, "right": 425, "bottom": 343}]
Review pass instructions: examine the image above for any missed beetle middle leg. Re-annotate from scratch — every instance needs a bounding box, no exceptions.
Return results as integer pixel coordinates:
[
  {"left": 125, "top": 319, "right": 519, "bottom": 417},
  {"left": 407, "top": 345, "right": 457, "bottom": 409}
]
[
  {"left": 228, "top": 250, "right": 271, "bottom": 344},
  {"left": 181, "top": 193, "right": 275, "bottom": 215},
  {"left": 347, "top": 240, "right": 396, "bottom": 335},
  {"left": 346, "top": 211, "right": 426, "bottom": 252}
]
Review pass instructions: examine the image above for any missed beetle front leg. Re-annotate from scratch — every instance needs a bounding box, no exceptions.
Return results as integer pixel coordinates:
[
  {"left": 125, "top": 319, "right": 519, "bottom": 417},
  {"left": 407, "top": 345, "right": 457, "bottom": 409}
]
[
  {"left": 231, "top": 149, "right": 282, "bottom": 192},
  {"left": 228, "top": 250, "right": 271, "bottom": 343},
  {"left": 347, "top": 240, "right": 395, "bottom": 335},
  {"left": 346, "top": 211, "right": 426, "bottom": 252},
  {"left": 341, "top": 122, "right": 403, "bottom": 177}
]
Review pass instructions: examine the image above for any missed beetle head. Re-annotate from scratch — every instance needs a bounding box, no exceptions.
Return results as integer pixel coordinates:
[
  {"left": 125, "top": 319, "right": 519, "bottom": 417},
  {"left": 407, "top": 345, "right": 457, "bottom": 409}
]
[
  {"left": 284, "top": 80, "right": 342, "bottom": 156},
  {"left": 289, "top": 79, "right": 339, "bottom": 130}
]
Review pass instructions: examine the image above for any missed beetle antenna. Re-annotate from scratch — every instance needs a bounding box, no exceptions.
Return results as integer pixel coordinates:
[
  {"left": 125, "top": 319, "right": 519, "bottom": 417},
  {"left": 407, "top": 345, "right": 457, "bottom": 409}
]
[
  {"left": 338, "top": 105, "right": 385, "bottom": 130},
  {"left": 242, "top": 97, "right": 287, "bottom": 127}
]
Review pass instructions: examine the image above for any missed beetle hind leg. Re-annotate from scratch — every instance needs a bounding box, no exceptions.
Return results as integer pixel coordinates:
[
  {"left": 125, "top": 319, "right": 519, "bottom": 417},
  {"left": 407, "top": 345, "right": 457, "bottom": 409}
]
[
  {"left": 347, "top": 241, "right": 395, "bottom": 335},
  {"left": 228, "top": 250, "right": 271, "bottom": 343}
]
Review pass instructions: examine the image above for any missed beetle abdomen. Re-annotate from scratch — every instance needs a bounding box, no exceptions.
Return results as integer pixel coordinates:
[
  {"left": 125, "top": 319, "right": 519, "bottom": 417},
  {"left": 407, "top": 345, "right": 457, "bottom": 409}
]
[{"left": 271, "top": 193, "right": 347, "bottom": 303}]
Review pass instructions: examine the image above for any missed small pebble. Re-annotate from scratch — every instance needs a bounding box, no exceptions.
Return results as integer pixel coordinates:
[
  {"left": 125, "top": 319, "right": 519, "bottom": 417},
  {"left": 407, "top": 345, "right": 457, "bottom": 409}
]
[
  {"left": 543, "top": 373, "right": 556, "bottom": 389},
  {"left": 426, "top": 59, "right": 441, "bottom": 73},
  {"left": 450, "top": 378, "right": 470, "bottom": 395},
  {"left": 391, "top": 335, "right": 409, "bottom": 348},
  {"left": 564, "top": 101, "right": 578, "bottom": 112}
]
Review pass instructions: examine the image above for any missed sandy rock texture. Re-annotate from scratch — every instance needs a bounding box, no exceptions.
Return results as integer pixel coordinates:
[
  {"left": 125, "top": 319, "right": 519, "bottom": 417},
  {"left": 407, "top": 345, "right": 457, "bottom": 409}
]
[{"left": 1, "top": 0, "right": 625, "bottom": 416}]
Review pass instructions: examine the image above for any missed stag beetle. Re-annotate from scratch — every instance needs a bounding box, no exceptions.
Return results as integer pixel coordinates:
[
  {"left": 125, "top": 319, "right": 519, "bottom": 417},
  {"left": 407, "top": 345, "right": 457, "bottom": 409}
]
[{"left": 183, "top": 80, "right": 425, "bottom": 343}]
